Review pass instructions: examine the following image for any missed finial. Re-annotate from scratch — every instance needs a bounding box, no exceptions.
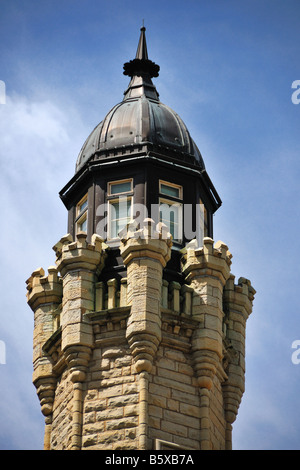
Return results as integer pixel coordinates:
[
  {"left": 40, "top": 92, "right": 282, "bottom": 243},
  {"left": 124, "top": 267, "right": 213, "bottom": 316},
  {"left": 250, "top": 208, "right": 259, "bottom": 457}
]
[
  {"left": 123, "top": 26, "right": 160, "bottom": 100},
  {"left": 123, "top": 26, "right": 159, "bottom": 78},
  {"left": 135, "top": 24, "right": 148, "bottom": 61}
]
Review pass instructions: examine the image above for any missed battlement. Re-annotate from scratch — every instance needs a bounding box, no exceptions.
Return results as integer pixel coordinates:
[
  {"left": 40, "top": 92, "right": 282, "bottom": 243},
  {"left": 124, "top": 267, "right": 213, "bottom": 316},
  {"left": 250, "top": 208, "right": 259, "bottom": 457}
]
[
  {"left": 26, "top": 266, "right": 62, "bottom": 311},
  {"left": 26, "top": 229, "right": 255, "bottom": 450},
  {"left": 181, "top": 238, "right": 232, "bottom": 286}
]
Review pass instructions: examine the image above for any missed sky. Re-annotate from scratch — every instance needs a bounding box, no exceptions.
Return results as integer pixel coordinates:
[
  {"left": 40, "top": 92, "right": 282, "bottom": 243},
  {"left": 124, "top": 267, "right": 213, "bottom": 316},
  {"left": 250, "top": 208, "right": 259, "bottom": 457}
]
[{"left": 0, "top": 0, "right": 300, "bottom": 450}]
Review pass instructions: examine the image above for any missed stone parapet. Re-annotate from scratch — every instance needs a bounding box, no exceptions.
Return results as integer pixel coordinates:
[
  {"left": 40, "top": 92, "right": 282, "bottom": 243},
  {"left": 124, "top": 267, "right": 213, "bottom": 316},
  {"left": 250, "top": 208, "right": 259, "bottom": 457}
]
[
  {"left": 181, "top": 238, "right": 232, "bottom": 391},
  {"left": 54, "top": 232, "right": 105, "bottom": 353},
  {"left": 53, "top": 232, "right": 107, "bottom": 449},
  {"left": 120, "top": 219, "right": 172, "bottom": 374},
  {"left": 26, "top": 266, "right": 62, "bottom": 426},
  {"left": 181, "top": 237, "right": 232, "bottom": 286},
  {"left": 222, "top": 275, "right": 256, "bottom": 437},
  {"left": 53, "top": 232, "right": 106, "bottom": 277},
  {"left": 119, "top": 219, "right": 172, "bottom": 450},
  {"left": 26, "top": 266, "right": 62, "bottom": 313},
  {"left": 26, "top": 229, "right": 255, "bottom": 450}
]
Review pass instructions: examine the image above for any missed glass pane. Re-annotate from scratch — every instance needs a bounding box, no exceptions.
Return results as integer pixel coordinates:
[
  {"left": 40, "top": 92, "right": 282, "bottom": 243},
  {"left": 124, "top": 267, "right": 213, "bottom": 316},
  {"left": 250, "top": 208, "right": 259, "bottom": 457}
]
[
  {"left": 79, "top": 199, "right": 87, "bottom": 213},
  {"left": 78, "top": 217, "right": 87, "bottom": 232},
  {"left": 160, "top": 203, "right": 179, "bottom": 224},
  {"left": 110, "top": 220, "right": 118, "bottom": 239},
  {"left": 159, "top": 201, "right": 181, "bottom": 241},
  {"left": 160, "top": 183, "right": 180, "bottom": 198},
  {"left": 110, "top": 181, "right": 132, "bottom": 195},
  {"left": 199, "top": 200, "right": 208, "bottom": 237},
  {"left": 111, "top": 199, "right": 131, "bottom": 220},
  {"left": 109, "top": 198, "right": 132, "bottom": 238}
]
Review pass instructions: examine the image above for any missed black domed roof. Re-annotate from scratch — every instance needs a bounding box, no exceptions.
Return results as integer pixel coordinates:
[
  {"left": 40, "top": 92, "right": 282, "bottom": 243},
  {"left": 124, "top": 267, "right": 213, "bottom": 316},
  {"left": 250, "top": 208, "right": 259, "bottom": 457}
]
[{"left": 75, "top": 27, "right": 205, "bottom": 173}]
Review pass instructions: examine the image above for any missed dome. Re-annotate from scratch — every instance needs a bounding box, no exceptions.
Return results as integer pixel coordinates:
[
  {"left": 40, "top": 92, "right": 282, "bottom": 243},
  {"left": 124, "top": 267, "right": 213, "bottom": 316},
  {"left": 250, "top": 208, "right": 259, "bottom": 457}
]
[
  {"left": 75, "top": 97, "right": 205, "bottom": 172},
  {"left": 75, "top": 27, "right": 205, "bottom": 173}
]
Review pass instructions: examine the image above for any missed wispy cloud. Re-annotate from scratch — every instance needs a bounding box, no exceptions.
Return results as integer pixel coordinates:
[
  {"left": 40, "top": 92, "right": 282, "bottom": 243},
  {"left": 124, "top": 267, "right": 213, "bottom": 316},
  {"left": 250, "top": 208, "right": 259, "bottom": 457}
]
[{"left": 0, "top": 90, "right": 87, "bottom": 449}]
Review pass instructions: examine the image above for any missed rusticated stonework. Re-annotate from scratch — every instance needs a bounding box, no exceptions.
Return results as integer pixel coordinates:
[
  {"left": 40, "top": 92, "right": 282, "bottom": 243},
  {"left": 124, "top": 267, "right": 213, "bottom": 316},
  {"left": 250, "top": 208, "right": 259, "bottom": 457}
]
[{"left": 26, "top": 220, "right": 255, "bottom": 450}]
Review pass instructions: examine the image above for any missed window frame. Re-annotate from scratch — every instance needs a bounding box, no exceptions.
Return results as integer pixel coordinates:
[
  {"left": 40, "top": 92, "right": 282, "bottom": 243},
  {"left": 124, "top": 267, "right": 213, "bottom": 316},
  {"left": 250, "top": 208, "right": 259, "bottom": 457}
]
[
  {"left": 199, "top": 198, "right": 208, "bottom": 238},
  {"left": 108, "top": 178, "right": 133, "bottom": 197},
  {"left": 107, "top": 179, "right": 134, "bottom": 240},
  {"left": 159, "top": 180, "right": 183, "bottom": 200},
  {"left": 159, "top": 180, "right": 183, "bottom": 243},
  {"left": 75, "top": 193, "right": 88, "bottom": 234}
]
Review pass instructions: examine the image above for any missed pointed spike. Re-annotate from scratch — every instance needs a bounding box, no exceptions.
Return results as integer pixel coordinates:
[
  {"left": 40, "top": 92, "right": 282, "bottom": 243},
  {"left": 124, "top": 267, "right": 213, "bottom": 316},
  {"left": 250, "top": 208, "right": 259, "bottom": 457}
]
[{"left": 135, "top": 26, "right": 148, "bottom": 61}]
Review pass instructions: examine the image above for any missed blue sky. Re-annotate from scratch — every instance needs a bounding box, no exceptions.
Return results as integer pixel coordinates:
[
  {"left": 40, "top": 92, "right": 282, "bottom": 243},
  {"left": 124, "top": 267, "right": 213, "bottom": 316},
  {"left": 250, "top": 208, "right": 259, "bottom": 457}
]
[{"left": 0, "top": 0, "right": 300, "bottom": 450}]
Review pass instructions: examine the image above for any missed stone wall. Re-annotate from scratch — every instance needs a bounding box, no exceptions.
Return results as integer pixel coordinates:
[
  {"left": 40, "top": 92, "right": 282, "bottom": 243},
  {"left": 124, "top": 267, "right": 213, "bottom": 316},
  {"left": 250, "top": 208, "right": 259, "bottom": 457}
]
[
  {"left": 82, "top": 345, "right": 139, "bottom": 450},
  {"left": 26, "top": 221, "right": 255, "bottom": 450},
  {"left": 51, "top": 368, "right": 73, "bottom": 450},
  {"left": 149, "top": 346, "right": 200, "bottom": 449}
]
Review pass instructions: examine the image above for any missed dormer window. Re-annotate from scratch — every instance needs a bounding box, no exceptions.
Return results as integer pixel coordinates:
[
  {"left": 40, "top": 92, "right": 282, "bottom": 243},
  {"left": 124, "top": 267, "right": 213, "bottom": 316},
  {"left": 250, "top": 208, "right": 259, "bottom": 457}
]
[
  {"left": 159, "top": 180, "right": 183, "bottom": 243},
  {"left": 75, "top": 194, "right": 88, "bottom": 233},
  {"left": 107, "top": 179, "right": 133, "bottom": 239}
]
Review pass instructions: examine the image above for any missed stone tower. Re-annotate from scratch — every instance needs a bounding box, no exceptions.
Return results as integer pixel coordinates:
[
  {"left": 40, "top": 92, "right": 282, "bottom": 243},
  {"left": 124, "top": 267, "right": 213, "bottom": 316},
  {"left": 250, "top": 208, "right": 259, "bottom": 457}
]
[{"left": 26, "top": 28, "right": 255, "bottom": 451}]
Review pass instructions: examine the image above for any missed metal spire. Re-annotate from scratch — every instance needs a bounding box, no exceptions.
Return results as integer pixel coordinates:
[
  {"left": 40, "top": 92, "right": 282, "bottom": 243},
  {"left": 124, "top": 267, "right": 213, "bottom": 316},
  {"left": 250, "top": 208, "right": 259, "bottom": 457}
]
[
  {"left": 135, "top": 26, "right": 148, "bottom": 61},
  {"left": 123, "top": 26, "right": 160, "bottom": 100}
]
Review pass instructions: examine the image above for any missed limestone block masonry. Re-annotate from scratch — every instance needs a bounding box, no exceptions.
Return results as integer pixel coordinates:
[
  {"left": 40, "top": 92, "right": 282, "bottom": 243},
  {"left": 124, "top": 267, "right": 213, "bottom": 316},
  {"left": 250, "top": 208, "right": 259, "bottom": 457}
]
[{"left": 26, "top": 222, "right": 255, "bottom": 450}]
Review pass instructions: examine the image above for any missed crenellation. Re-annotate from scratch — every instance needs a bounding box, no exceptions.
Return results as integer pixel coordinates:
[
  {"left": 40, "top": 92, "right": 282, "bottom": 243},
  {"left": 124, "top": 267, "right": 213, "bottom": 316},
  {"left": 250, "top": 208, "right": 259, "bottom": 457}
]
[
  {"left": 27, "top": 227, "right": 254, "bottom": 449},
  {"left": 222, "top": 274, "right": 256, "bottom": 441}
]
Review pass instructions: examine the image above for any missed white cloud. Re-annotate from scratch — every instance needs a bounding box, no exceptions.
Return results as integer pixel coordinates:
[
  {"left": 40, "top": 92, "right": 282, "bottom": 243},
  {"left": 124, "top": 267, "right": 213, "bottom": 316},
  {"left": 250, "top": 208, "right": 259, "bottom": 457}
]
[{"left": 0, "top": 91, "right": 87, "bottom": 449}]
